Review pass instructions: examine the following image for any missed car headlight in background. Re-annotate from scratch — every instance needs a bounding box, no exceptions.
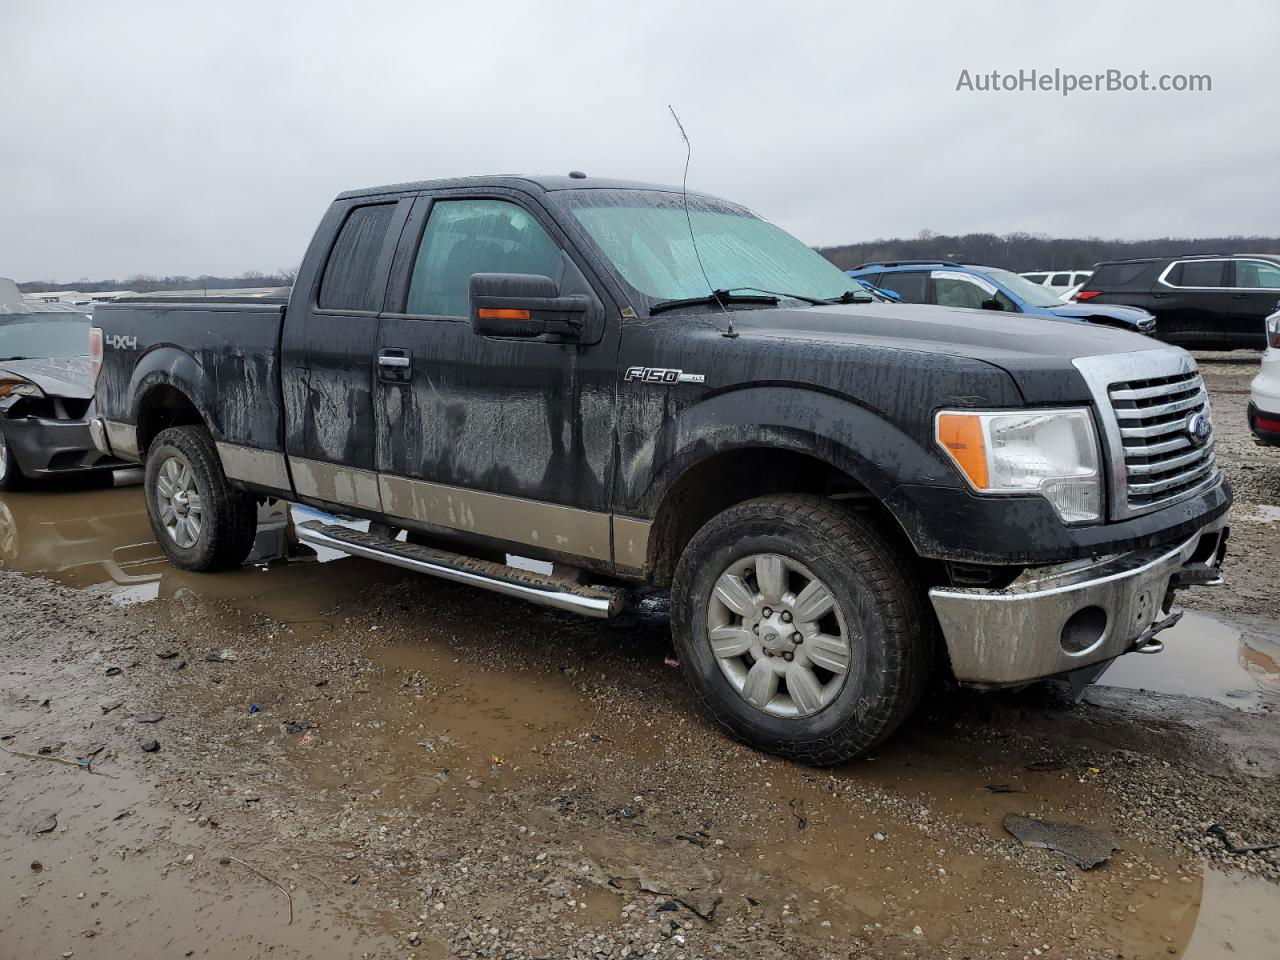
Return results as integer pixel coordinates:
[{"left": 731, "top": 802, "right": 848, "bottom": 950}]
[
  {"left": 0, "top": 375, "right": 44, "bottom": 399},
  {"left": 936, "top": 408, "right": 1101, "bottom": 523}
]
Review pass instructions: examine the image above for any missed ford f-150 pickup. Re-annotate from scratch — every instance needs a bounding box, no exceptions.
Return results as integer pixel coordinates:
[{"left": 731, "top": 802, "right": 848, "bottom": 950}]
[{"left": 90, "top": 174, "right": 1230, "bottom": 764}]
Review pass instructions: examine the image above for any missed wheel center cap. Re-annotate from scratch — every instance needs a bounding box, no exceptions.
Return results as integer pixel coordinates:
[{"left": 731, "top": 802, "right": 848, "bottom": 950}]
[
  {"left": 759, "top": 614, "right": 793, "bottom": 653},
  {"left": 172, "top": 491, "right": 189, "bottom": 516}
]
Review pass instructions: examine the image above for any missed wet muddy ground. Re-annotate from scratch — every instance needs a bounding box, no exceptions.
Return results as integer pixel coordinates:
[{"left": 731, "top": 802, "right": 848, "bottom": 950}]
[{"left": 2, "top": 354, "right": 1279, "bottom": 959}]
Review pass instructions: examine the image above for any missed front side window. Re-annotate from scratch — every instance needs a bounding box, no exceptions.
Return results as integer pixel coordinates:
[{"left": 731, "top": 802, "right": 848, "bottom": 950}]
[
  {"left": 405, "top": 199, "right": 563, "bottom": 317},
  {"left": 1234, "top": 260, "right": 1280, "bottom": 290},
  {"left": 318, "top": 203, "right": 397, "bottom": 311},
  {"left": 1050, "top": 272, "right": 1070, "bottom": 286},
  {"left": 933, "top": 274, "right": 993, "bottom": 309},
  {"left": 556, "top": 189, "right": 862, "bottom": 307},
  {"left": 1172, "top": 260, "right": 1226, "bottom": 288}
]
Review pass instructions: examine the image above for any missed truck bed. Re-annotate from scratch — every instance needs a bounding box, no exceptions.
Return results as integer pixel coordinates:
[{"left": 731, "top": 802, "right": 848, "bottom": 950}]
[{"left": 92, "top": 298, "right": 288, "bottom": 469}]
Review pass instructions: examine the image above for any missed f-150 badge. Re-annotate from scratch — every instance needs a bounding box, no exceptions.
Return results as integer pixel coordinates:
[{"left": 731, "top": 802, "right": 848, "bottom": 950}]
[{"left": 624, "top": 366, "right": 705, "bottom": 385}]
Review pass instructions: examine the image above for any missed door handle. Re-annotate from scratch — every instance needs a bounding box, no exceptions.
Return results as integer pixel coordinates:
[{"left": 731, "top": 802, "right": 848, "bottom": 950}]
[
  {"left": 1152, "top": 292, "right": 1169, "bottom": 299},
  {"left": 377, "top": 348, "right": 411, "bottom": 382},
  {"left": 1231, "top": 294, "right": 1249, "bottom": 300}
]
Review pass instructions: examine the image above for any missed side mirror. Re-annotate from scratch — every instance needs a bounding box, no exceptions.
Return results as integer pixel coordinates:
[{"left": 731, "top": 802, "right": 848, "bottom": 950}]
[
  {"left": 980, "top": 297, "right": 1004, "bottom": 311},
  {"left": 469, "top": 273, "right": 589, "bottom": 338}
]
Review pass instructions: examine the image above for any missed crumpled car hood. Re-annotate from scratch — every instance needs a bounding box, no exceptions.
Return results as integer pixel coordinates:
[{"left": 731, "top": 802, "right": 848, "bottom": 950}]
[{"left": 0, "top": 356, "right": 93, "bottom": 400}]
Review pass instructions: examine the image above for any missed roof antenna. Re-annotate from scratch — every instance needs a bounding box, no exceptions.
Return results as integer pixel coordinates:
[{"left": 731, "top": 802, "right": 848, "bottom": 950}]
[{"left": 668, "top": 105, "right": 737, "bottom": 339}]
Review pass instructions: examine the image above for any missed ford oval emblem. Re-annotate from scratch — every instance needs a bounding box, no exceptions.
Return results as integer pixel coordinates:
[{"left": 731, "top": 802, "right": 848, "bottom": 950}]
[{"left": 1185, "top": 412, "right": 1211, "bottom": 446}]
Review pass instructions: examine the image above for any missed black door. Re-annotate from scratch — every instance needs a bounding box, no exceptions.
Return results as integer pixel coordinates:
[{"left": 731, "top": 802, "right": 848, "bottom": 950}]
[
  {"left": 1152, "top": 260, "right": 1233, "bottom": 346},
  {"left": 372, "top": 191, "right": 620, "bottom": 566},
  {"left": 281, "top": 197, "right": 411, "bottom": 512},
  {"left": 1227, "top": 259, "right": 1280, "bottom": 348}
]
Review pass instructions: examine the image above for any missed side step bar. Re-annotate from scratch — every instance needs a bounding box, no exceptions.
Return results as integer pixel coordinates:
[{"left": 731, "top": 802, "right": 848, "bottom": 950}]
[{"left": 295, "top": 520, "right": 624, "bottom": 619}]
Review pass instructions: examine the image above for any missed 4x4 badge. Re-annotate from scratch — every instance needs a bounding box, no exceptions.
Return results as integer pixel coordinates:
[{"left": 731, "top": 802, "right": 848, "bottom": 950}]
[{"left": 624, "top": 366, "right": 705, "bottom": 385}]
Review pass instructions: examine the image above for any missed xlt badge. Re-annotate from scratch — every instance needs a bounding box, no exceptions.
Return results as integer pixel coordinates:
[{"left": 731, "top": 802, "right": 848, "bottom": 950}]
[{"left": 624, "top": 366, "right": 705, "bottom": 385}]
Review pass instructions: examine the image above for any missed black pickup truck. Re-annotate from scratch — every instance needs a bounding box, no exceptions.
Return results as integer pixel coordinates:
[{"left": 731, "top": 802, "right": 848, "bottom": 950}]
[{"left": 90, "top": 175, "right": 1230, "bottom": 764}]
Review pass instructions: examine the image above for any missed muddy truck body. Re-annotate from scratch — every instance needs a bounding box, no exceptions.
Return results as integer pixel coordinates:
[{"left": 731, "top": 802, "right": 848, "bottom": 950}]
[{"left": 90, "top": 175, "right": 1230, "bottom": 763}]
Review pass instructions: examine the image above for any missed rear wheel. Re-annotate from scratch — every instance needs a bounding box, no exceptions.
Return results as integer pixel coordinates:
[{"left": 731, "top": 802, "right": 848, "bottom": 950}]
[
  {"left": 144, "top": 426, "right": 257, "bottom": 571},
  {"left": 670, "top": 494, "right": 931, "bottom": 765},
  {"left": 0, "top": 436, "right": 24, "bottom": 492}
]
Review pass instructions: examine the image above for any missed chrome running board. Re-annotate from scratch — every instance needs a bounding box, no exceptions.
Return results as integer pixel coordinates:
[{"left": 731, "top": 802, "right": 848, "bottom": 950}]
[{"left": 295, "top": 520, "right": 623, "bottom": 619}]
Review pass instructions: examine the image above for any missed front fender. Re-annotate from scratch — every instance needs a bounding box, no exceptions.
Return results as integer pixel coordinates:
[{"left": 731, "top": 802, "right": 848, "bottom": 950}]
[{"left": 624, "top": 382, "right": 961, "bottom": 521}]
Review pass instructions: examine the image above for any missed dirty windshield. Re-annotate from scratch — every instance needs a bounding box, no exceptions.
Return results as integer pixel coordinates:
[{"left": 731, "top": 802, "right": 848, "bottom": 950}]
[
  {"left": 0, "top": 318, "right": 90, "bottom": 361},
  {"left": 556, "top": 189, "right": 863, "bottom": 307}
]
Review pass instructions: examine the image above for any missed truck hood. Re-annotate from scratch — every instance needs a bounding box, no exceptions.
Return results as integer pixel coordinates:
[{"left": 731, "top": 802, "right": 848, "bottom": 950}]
[
  {"left": 728, "top": 301, "right": 1166, "bottom": 403},
  {"left": 0, "top": 356, "right": 94, "bottom": 400}
]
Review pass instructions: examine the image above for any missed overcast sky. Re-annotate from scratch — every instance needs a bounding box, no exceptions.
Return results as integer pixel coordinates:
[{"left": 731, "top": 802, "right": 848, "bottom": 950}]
[{"left": 2, "top": 0, "right": 1277, "bottom": 281}]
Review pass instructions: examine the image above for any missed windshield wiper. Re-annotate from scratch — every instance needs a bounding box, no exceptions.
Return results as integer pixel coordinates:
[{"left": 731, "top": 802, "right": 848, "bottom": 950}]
[
  {"left": 826, "top": 290, "right": 875, "bottom": 304},
  {"left": 649, "top": 290, "right": 778, "bottom": 315},
  {"left": 728, "top": 286, "right": 831, "bottom": 306},
  {"left": 0, "top": 356, "right": 34, "bottom": 362}
]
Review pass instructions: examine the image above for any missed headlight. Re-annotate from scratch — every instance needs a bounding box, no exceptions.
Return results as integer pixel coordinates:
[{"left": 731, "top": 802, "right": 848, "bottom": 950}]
[
  {"left": 936, "top": 408, "right": 1101, "bottom": 523},
  {"left": 0, "top": 375, "right": 44, "bottom": 399}
]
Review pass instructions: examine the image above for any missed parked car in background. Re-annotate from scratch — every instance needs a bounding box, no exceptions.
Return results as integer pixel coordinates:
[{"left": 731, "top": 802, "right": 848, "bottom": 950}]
[
  {"left": 1249, "top": 308, "right": 1280, "bottom": 445},
  {"left": 847, "top": 261, "right": 1155, "bottom": 334},
  {"left": 1077, "top": 254, "right": 1280, "bottom": 350},
  {"left": 1022, "top": 269, "right": 1093, "bottom": 295},
  {"left": 0, "top": 303, "right": 122, "bottom": 490}
]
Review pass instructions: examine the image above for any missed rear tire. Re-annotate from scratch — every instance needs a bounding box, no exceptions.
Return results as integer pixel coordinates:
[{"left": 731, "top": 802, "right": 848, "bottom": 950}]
[
  {"left": 670, "top": 494, "right": 931, "bottom": 765},
  {"left": 0, "top": 436, "right": 24, "bottom": 492},
  {"left": 144, "top": 426, "right": 257, "bottom": 571}
]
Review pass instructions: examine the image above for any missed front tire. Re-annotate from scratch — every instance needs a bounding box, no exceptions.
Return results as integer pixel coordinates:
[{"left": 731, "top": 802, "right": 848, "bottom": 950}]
[
  {"left": 670, "top": 494, "right": 931, "bottom": 765},
  {"left": 0, "top": 436, "right": 25, "bottom": 492},
  {"left": 144, "top": 426, "right": 257, "bottom": 571}
]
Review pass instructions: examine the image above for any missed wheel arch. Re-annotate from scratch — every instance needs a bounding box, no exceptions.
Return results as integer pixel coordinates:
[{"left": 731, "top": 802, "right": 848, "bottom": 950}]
[
  {"left": 129, "top": 348, "right": 216, "bottom": 456},
  {"left": 640, "top": 437, "right": 918, "bottom": 586}
]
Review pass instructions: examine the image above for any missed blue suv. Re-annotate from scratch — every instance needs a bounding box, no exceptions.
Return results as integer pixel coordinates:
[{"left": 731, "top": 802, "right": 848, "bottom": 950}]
[{"left": 846, "top": 261, "right": 1155, "bottom": 334}]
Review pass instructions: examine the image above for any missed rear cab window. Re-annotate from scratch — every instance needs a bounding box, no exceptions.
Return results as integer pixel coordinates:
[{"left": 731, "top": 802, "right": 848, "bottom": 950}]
[{"left": 318, "top": 203, "right": 399, "bottom": 312}]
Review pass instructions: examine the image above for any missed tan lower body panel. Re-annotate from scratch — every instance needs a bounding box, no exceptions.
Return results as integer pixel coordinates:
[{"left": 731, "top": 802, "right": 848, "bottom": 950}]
[
  {"left": 103, "top": 420, "right": 140, "bottom": 461},
  {"left": 217, "top": 443, "right": 290, "bottom": 489},
  {"left": 379, "top": 474, "right": 613, "bottom": 562},
  {"left": 611, "top": 516, "right": 651, "bottom": 571},
  {"left": 288, "top": 456, "right": 382, "bottom": 512},
  {"left": 282, "top": 457, "right": 651, "bottom": 568}
]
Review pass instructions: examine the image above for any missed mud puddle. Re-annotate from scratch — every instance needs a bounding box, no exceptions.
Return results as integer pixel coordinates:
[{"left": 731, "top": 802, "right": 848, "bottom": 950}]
[
  {"left": 1099, "top": 610, "right": 1280, "bottom": 707},
  {"left": 4, "top": 484, "right": 1280, "bottom": 956}
]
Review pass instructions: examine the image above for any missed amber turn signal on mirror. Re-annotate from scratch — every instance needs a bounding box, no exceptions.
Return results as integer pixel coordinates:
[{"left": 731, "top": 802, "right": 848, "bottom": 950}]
[{"left": 476, "top": 308, "right": 531, "bottom": 320}]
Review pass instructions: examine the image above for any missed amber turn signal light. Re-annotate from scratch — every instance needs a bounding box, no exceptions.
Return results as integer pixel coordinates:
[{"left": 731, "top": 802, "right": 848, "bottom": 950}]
[
  {"left": 935, "top": 413, "right": 989, "bottom": 489},
  {"left": 477, "top": 307, "right": 531, "bottom": 320}
]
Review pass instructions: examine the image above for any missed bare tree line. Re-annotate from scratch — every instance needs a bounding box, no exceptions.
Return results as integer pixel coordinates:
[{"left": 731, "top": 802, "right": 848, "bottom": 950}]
[
  {"left": 19, "top": 268, "right": 299, "bottom": 294},
  {"left": 817, "top": 232, "right": 1280, "bottom": 273}
]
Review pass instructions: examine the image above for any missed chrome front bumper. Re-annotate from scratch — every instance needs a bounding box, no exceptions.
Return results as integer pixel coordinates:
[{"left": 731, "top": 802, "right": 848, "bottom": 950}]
[{"left": 929, "top": 515, "right": 1228, "bottom": 685}]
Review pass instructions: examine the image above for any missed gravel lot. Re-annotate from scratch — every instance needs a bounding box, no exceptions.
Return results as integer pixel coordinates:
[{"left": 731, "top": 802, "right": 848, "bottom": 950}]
[{"left": 1, "top": 353, "right": 1277, "bottom": 960}]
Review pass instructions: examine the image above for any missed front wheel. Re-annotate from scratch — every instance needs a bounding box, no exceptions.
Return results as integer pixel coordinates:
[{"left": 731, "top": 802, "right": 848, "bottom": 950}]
[
  {"left": 144, "top": 426, "right": 258, "bottom": 571},
  {"left": 0, "top": 435, "right": 25, "bottom": 492},
  {"left": 670, "top": 494, "right": 932, "bottom": 765}
]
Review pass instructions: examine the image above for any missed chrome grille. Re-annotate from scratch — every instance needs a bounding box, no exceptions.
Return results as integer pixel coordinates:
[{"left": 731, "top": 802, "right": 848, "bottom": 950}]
[{"left": 1107, "top": 369, "right": 1217, "bottom": 512}]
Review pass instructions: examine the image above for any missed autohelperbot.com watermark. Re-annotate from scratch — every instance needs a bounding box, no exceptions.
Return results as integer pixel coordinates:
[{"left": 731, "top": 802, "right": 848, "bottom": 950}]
[{"left": 955, "top": 68, "right": 1211, "bottom": 96}]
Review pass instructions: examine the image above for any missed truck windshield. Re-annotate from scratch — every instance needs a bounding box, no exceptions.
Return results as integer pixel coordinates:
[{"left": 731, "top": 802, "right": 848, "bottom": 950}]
[
  {"left": 0, "top": 319, "right": 90, "bottom": 361},
  {"left": 556, "top": 189, "right": 863, "bottom": 308}
]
